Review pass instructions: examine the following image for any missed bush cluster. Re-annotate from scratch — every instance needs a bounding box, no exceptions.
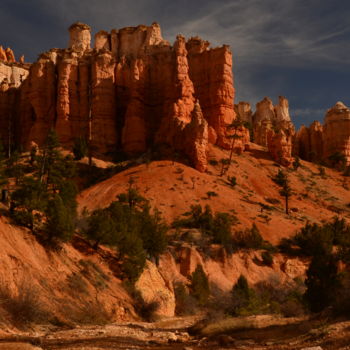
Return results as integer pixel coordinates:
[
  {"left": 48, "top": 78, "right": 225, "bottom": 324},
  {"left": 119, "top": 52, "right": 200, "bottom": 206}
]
[
  {"left": 279, "top": 217, "right": 350, "bottom": 314},
  {"left": 85, "top": 187, "right": 168, "bottom": 282}
]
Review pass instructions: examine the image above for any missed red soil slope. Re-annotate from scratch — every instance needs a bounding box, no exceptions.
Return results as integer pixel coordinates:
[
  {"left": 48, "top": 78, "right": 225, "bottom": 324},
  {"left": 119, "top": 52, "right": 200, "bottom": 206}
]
[{"left": 78, "top": 143, "right": 350, "bottom": 245}]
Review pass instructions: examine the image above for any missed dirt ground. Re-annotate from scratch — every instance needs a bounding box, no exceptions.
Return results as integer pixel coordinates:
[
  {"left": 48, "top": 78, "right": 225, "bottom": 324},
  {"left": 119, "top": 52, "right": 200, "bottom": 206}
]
[{"left": 1, "top": 316, "right": 350, "bottom": 350}]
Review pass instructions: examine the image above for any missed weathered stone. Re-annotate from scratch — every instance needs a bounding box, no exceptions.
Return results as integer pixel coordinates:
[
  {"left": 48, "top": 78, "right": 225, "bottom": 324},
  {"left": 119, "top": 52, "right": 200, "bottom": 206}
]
[
  {"left": 135, "top": 261, "right": 175, "bottom": 317},
  {"left": 323, "top": 101, "right": 350, "bottom": 165},
  {"left": 234, "top": 101, "right": 253, "bottom": 124},
  {"left": 68, "top": 22, "right": 91, "bottom": 53},
  {"left": 3, "top": 23, "right": 244, "bottom": 172},
  {"left": 252, "top": 96, "right": 295, "bottom": 165}
]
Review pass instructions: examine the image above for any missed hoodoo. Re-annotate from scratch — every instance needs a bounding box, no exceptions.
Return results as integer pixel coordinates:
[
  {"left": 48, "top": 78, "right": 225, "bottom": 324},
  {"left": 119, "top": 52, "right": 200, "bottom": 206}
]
[{"left": 0, "top": 22, "right": 243, "bottom": 172}]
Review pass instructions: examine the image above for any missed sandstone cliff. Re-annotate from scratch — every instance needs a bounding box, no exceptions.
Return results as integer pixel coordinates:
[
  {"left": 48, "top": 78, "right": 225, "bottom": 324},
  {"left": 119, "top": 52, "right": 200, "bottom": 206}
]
[
  {"left": 0, "top": 49, "right": 29, "bottom": 147},
  {"left": 5, "top": 22, "right": 241, "bottom": 172},
  {"left": 295, "top": 102, "right": 350, "bottom": 166},
  {"left": 235, "top": 96, "right": 295, "bottom": 166},
  {"left": 323, "top": 102, "right": 350, "bottom": 165}
]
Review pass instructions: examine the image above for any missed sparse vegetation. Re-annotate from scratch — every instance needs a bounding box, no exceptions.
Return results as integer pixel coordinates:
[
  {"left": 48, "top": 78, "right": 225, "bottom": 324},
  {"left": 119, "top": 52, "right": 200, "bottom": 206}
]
[{"left": 0, "top": 280, "right": 49, "bottom": 328}]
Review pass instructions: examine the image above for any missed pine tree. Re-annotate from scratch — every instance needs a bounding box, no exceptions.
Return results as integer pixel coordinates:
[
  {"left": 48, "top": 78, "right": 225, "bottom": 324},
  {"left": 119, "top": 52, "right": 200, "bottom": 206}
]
[
  {"left": 304, "top": 253, "right": 339, "bottom": 312},
  {"left": 45, "top": 195, "right": 75, "bottom": 242},
  {"left": 119, "top": 233, "right": 146, "bottom": 283},
  {"left": 10, "top": 176, "right": 47, "bottom": 229},
  {"left": 86, "top": 209, "right": 119, "bottom": 249},
  {"left": 279, "top": 177, "right": 292, "bottom": 215},
  {"left": 73, "top": 136, "right": 88, "bottom": 160},
  {"left": 139, "top": 207, "right": 168, "bottom": 264},
  {"left": 273, "top": 170, "right": 293, "bottom": 215},
  {"left": 231, "top": 275, "right": 262, "bottom": 315},
  {"left": 190, "top": 265, "right": 210, "bottom": 305}
]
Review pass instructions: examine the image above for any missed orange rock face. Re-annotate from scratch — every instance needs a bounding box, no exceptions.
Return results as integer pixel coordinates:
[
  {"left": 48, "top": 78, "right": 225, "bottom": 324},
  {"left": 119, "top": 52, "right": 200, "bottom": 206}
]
[
  {"left": 323, "top": 102, "right": 350, "bottom": 165},
  {"left": 187, "top": 37, "right": 236, "bottom": 149},
  {"left": 12, "top": 22, "right": 240, "bottom": 172},
  {"left": 295, "top": 121, "right": 323, "bottom": 162},
  {"left": 267, "top": 127, "right": 294, "bottom": 167},
  {"left": 234, "top": 101, "right": 253, "bottom": 124},
  {"left": 248, "top": 96, "right": 295, "bottom": 165},
  {"left": 296, "top": 102, "right": 350, "bottom": 166},
  {"left": 0, "top": 49, "right": 29, "bottom": 147}
]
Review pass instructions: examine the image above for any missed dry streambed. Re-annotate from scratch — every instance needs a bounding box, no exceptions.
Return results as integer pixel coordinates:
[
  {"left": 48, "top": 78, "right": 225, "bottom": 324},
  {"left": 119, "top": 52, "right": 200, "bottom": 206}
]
[{"left": 1, "top": 316, "right": 350, "bottom": 350}]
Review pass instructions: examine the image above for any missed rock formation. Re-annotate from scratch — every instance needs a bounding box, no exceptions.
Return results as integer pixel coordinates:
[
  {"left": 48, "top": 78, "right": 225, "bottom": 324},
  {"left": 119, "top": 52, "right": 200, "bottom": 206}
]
[
  {"left": 0, "top": 48, "right": 29, "bottom": 146},
  {"left": 295, "top": 102, "right": 350, "bottom": 166},
  {"left": 5, "top": 22, "right": 242, "bottom": 172},
  {"left": 186, "top": 36, "right": 236, "bottom": 149},
  {"left": 323, "top": 102, "right": 350, "bottom": 165},
  {"left": 295, "top": 121, "right": 323, "bottom": 163},
  {"left": 240, "top": 96, "right": 295, "bottom": 165},
  {"left": 234, "top": 101, "right": 253, "bottom": 124},
  {"left": 267, "top": 128, "right": 294, "bottom": 167}
]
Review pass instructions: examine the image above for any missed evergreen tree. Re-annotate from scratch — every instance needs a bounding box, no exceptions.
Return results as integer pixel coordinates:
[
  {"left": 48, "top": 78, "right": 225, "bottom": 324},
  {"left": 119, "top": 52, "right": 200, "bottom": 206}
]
[
  {"left": 86, "top": 209, "right": 119, "bottom": 249},
  {"left": 190, "top": 265, "right": 210, "bottom": 305},
  {"left": 6, "top": 150, "right": 24, "bottom": 185},
  {"left": 304, "top": 253, "right": 339, "bottom": 312},
  {"left": 45, "top": 195, "right": 75, "bottom": 242},
  {"left": 231, "top": 275, "right": 262, "bottom": 315},
  {"left": 273, "top": 170, "right": 292, "bottom": 214},
  {"left": 139, "top": 207, "right": 168, "bottom": 264},
  {"left": 11, "top": 176, "right": 47, "bottom": 229},
  {"left": 279, "top": 177, "right": 292, "bottom": 215},
  {"left": 119, "top": 233, "right": 146, "bottom": 283},
  {"left": 10, "top": 130, "right": 77, "bottom": 242},
  {"left": 73, "top": 136, "right": 88, "bottom": 160},
  {"left": 0, "top": 140, "right": 8, "bottom": 190}
]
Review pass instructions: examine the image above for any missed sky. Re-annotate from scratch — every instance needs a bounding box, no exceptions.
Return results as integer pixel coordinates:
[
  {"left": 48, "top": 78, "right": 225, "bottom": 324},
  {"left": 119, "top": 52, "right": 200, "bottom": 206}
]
[{"left": 1, "top": 0, "right": 349, "bottom": 128}]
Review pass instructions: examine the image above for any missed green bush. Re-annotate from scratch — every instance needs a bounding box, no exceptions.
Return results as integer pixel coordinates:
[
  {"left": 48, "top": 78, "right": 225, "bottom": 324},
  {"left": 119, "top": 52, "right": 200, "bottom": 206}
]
[
  {"left": 261, "top": 251, "right": 273, "bottom": 266},
  {"left": 232, "top": 224, "right": 266, "bottom": 250},
  {"left": 231, "top": 275, "right": 264, "bottom": 316},
  {"left": 190, "top": 265, "right": 210, "bottom": 306},
  {"left": 85, "top": 188, "right": 168, "bottom": 282},
  {"left": 172, "top": 205, "right": 234, "bottom": 251},
  {"left": 227, "top": 176, "right": 237, "bottom": 187}
]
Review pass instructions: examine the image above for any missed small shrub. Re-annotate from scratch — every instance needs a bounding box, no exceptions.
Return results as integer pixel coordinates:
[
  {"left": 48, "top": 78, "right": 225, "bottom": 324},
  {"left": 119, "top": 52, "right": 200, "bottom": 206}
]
[
  {"left": 232, "top": 224, "right": 265, "bottom": 250},
  {"left": 207, "top": 191, "right": 218, "bottom": 199},
  {"left": 318, "top": 166, "right": 326, "bottom": 177},
  {"left": 227, "top": 176, "right": 237, "bottom": 187},
  {"left": 0, "top": 280, "right": 49, "bottom": 328},
  {"left": 209, "top": 159, "right": 218, "bottom": 166},
  {"left": 220, "top": 158, "right": 231, "bottom": 165},
  {"left": 261, "top": 251, "right": 273, "bottom": 266},
  {"left": 174, "top": 282, "right": 198, "bottom": 315},
  {"left": 293, "top": 156, "right": 300, "bottom": 170},
  {"left": 67, "top": 273, "right": 89, "bottom": 294}
]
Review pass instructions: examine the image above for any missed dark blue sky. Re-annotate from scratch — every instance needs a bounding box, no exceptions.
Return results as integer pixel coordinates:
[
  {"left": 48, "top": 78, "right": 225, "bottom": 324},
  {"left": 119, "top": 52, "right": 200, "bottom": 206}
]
[{"left": 1, "top": 0, "right": 349, "bottom": 128}]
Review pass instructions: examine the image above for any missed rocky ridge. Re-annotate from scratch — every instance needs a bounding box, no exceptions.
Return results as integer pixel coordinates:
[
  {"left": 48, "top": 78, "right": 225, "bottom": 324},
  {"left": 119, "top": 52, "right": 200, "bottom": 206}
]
[
  {"left": 0, "top": 22, "right": 246, "bottom": 172},
  {"left": 235, "top": 97, "right": 350, "bottom": 167}
]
